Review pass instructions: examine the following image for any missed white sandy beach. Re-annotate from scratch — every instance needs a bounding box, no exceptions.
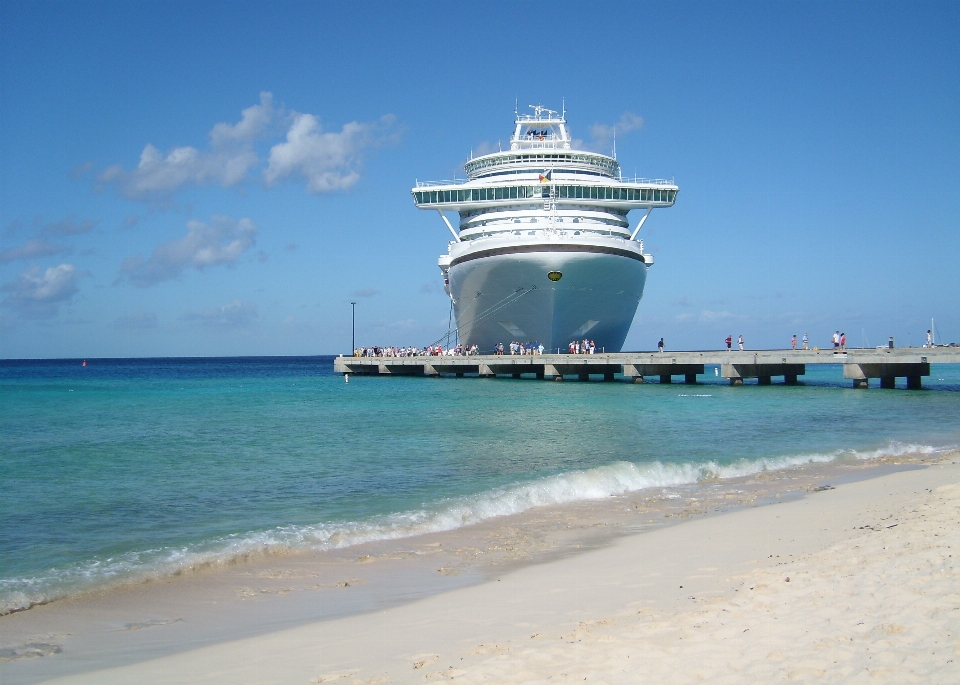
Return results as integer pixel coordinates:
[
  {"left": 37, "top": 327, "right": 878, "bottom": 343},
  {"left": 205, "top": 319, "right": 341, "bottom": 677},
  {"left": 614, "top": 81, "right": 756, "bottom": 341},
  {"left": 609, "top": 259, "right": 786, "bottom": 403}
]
[{"left": 4, "top": 456, "right": 959, "bottom": 684}]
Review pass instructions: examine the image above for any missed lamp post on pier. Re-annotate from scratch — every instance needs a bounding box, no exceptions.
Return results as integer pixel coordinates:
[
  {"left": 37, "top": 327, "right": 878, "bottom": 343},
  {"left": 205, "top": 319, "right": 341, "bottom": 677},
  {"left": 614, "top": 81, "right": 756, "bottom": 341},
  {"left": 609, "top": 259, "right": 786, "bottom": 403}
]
[{"left": 350, "top": 302, "right": 357, "bottom": 355}]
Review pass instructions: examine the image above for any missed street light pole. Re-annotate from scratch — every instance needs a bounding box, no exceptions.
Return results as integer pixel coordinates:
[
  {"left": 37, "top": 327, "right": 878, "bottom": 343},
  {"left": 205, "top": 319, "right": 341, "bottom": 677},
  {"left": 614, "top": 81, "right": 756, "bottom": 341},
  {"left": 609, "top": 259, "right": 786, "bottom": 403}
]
[{"left": 350, "top": 302, "right": 357, "bottom": 355}]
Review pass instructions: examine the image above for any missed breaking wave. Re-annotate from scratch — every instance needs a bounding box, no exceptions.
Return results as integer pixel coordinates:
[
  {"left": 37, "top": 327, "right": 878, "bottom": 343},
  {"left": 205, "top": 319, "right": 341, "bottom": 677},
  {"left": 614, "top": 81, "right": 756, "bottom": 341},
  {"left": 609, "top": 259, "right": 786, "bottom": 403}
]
[{"left": 0, "top": 440, "right": 948, "bottom": 615}]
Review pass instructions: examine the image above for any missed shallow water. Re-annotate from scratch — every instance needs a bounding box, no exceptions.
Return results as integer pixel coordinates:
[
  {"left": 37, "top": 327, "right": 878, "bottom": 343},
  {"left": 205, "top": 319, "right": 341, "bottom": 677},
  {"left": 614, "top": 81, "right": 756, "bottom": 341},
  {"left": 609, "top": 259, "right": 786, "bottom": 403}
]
[{"left": 2, "top": 355, "right": 959, "bottom": 614}]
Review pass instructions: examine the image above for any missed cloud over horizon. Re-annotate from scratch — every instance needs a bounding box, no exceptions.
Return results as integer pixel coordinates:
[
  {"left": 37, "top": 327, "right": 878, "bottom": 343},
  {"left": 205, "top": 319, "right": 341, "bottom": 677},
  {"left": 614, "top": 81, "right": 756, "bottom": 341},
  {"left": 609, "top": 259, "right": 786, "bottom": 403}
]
[
  {"left": 1, "top": 264, "right": 80, "bottom": 319},
  {"left": 179, "top": 299, "right": 259, "bottom": 328},
  {"left": 118, "top": 215, "right": 258, "bottom": 287},
  {"left": 113, "top": 310, "right": 158, "bottom": 330}
]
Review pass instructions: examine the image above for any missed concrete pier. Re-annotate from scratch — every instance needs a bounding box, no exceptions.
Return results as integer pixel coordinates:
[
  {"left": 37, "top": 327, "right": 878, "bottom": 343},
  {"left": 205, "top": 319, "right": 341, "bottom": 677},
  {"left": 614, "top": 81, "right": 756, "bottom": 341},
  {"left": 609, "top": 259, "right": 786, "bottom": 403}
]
[
  {"left": 722, "top": 363, "right": 805, "bottom": 386},
  {"left": 843, "top": 362, "right": 931, "bottom": 389},
  {"left": 335, "top": 348, "right": 960, "bottom": 389}
]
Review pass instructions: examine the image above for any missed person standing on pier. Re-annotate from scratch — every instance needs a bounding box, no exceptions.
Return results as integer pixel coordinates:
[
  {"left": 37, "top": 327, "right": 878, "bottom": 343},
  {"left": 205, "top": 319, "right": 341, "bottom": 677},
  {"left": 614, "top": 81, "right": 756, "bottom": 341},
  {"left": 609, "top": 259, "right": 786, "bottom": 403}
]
[
  {"left": 802, "top": 333, "right": 809, "bottom": 350},
  {"left": 738, "top": 335, "right": 744, "bottom": 351},
  {"left": 725, "top": 335, "right": 732, "bottom": 350},
  {"left": 840, "top": 332, "right": 846, "bottom": 351},
  {"left": 791, "top": 334, "right": 797, "bottom": 350},
  {"left": 832, "top": 331, "right": 841, "bottom": 352},
  {"left": 658, "top": 338, "right": 664, "bottom": 353}
]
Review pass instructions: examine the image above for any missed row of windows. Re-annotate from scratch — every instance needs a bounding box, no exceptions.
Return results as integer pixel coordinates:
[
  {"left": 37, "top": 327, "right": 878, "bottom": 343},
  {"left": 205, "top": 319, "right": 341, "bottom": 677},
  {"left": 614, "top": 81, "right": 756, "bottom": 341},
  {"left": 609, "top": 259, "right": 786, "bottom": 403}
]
[
  {"left": 413, "top": 185, "right": 677, "bottom": 205},
  {"left": 464, "top": 153, "right": 619, "bottom": 176}
]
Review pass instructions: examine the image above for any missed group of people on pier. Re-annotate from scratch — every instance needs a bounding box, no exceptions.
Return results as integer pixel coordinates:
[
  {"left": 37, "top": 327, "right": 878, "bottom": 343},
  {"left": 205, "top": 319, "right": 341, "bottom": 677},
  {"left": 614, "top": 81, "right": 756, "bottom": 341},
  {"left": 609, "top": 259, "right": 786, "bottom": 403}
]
[
  {"left": 353, "top": 344, "right": 480, "bottom": 358},
  {"left": 568, "top": 339, "right": 599, "bottom": 354},
  {"left": 493, "top": 341, "right": 545, "bottom": 355}
]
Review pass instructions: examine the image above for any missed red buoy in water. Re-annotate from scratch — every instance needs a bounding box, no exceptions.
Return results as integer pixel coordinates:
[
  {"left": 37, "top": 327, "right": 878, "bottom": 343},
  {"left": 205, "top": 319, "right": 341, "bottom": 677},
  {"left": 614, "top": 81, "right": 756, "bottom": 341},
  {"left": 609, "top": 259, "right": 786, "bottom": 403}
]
[{"left": 82, "top": 360, "right": 87, "bottom": 367}]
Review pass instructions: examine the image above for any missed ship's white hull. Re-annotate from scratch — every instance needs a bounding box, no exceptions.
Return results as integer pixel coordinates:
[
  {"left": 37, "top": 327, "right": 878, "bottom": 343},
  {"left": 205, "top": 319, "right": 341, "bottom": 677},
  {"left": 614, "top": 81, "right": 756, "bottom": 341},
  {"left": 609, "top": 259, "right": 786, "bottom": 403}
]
[{"left": 447, "top": 236, "right": 647, "bottom": 353}]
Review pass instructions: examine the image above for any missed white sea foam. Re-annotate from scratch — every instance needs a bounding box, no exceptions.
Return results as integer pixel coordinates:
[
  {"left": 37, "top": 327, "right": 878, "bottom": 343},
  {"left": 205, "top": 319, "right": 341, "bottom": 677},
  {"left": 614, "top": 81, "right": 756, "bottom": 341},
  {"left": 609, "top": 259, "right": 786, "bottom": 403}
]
[{"left": 0, "top": 440, "right": 950, "bottom": 615}]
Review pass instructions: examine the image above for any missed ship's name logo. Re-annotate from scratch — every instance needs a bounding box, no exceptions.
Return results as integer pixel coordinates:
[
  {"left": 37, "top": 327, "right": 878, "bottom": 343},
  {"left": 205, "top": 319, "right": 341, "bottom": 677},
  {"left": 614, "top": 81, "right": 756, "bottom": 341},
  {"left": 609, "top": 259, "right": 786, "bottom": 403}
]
[{"left": 547, "top": 271, "right": 563, "bottom": 282}]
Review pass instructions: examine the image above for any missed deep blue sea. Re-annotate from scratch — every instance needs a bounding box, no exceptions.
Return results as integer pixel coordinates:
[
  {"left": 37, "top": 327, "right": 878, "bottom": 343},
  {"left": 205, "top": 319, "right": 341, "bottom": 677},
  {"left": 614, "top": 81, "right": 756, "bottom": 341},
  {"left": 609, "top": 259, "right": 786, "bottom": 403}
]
[{"left": 2, "top": 355, "right": 959, "bottom": 614}]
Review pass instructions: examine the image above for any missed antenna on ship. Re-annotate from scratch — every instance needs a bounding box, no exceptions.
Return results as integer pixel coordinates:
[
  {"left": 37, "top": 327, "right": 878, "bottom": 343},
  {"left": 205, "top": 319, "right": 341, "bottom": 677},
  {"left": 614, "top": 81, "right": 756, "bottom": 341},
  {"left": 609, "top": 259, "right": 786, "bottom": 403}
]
[{"left": 613, "top": 128, "right": 617, "bottom": 161}]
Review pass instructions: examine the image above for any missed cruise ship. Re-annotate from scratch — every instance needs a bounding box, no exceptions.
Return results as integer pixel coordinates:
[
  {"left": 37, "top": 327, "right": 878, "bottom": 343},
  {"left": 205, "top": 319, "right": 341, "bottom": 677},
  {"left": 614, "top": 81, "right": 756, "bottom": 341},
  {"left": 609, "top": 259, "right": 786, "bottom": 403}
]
[{"left": 412, "top": 106, "right": 678, "bottom": 353}]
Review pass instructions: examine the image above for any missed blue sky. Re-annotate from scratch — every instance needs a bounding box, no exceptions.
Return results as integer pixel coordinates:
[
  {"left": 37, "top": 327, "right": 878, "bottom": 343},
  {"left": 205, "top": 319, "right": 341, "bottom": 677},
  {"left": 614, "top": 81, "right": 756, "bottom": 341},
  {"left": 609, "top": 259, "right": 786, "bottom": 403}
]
[{"left": 1, "top": 1, "right": 958, "bottom": 358}]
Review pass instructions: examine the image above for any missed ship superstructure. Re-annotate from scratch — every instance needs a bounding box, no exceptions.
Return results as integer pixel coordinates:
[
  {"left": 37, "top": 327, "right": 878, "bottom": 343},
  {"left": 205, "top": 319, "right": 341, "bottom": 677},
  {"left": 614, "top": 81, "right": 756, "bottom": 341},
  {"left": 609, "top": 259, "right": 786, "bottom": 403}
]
[{"left": 412, "top": 105, "right": 678, "bottom": 352}]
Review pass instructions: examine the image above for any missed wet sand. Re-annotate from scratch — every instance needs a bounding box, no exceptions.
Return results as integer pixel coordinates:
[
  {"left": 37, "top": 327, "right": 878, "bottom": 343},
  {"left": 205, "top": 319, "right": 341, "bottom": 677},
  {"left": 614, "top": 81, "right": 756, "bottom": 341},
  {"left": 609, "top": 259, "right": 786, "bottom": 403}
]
[{"left": 2, "top": 450, "right": 958, "bottom": 684}]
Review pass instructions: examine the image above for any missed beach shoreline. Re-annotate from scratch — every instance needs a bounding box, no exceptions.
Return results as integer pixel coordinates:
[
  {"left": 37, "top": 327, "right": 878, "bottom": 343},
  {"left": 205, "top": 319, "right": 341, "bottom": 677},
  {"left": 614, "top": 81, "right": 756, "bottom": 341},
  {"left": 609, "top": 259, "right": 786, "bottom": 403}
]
[{"left": 2, "top": 448, "right": 958, "bottom": 684}]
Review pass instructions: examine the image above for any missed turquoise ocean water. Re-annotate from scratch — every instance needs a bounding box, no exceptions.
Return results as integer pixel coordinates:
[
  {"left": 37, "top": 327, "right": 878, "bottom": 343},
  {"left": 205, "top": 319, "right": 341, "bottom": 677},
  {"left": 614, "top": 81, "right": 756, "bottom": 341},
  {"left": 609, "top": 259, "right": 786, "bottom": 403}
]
[{"left": 2, "top": 356, "right": 959, "bottom": 614}]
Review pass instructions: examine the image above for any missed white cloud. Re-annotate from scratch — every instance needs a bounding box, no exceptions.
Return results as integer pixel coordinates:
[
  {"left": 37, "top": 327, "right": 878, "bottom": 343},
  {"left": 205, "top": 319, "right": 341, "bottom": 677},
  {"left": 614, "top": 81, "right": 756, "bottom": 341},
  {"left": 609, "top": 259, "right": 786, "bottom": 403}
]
[
  {"left": 352, "top": 288, "right": 380, "bottom": 298},
  {"left": 210, "top": 94, "right": 275, "bottom": 146},
  {"left": 0, "top": 238, "right": 71, "bottom": 264},
  {"left": 118, "top": 216, "right": 258, "bottom": 287},
  {"left": 590, "top": 112, "right": 644, "bottom": 145},
  {"left": 698, "top": 309, "right": 741, "bottom": 322},
  {"left": 265, "top": 113, "right": 397, "bottom": 193},
  {"left": 472, "top": 141, "right": 497, "bottom": 157},
  {"left": 99, "top": 93, "right": 275, "bottom": 201},
  {"left": 1, "top": 264, "right": 80, "bottom": 318},
  {"left": 578, "top": 112, "right": 645, "bottom": 152},
  {"left": 179, "top": 299, "right": 259, "bottom": 328},
  {"left": 40, "top": 217, "right": 97, "bottom": 237},
  {"left": 99, "top": 94, "right": 397, "bottom": 201}
]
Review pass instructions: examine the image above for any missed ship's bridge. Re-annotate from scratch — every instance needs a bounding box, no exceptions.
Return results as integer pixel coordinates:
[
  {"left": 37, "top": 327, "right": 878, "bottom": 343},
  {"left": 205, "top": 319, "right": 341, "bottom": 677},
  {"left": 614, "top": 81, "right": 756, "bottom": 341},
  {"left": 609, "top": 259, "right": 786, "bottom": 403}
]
[
  {"left": 411, "top": 105, "right": 678, "bottom": 244},
  {"left": 511, "top": 105, "right": 571, "bottom": 150},
  {"left": 412, "top": 179, "right": 678, "bottom": 211},
  {"left": 463, "top": 105, "right": 620, "bottom": 180}
]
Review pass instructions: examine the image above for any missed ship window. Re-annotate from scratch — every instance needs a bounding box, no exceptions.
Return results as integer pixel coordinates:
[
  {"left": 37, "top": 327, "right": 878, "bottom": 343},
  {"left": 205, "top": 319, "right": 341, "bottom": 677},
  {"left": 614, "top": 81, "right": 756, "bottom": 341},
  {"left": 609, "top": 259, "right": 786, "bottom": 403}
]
[{"left": 510, "top": 186, "right": 517, "bottom": 199}]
